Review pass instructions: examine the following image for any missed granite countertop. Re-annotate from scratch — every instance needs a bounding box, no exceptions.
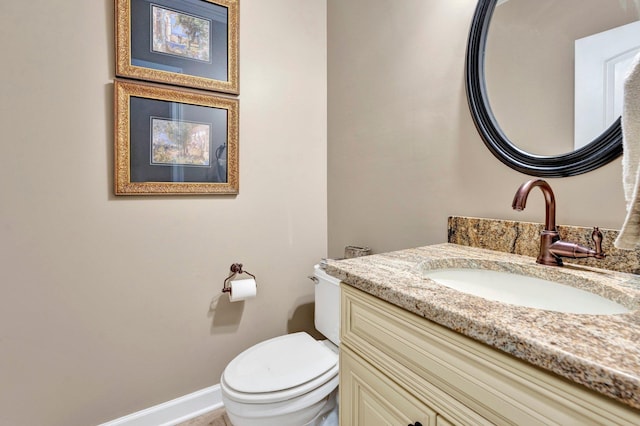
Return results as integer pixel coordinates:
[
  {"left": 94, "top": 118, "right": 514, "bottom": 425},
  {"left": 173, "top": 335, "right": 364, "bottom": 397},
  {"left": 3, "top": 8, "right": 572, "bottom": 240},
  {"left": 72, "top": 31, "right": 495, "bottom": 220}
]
[{"left": 326, "top": 243, "right": 640, "bottom": 410}]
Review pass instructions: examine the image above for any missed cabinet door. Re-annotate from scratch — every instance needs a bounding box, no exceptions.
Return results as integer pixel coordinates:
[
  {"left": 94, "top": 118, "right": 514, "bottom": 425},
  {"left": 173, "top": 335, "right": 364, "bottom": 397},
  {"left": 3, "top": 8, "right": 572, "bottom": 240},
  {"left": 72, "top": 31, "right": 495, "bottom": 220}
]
[
  {"left": 436, "top": 415, "right": 455, "bottom": 426},
  {"left": 340, "top": 346, "right": 437, "bottom": 426}
]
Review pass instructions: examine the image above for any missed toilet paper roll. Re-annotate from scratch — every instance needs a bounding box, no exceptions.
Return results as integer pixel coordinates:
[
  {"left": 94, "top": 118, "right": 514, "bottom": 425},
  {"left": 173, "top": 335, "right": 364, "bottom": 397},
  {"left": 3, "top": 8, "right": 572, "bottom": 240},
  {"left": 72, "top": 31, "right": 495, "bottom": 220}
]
[{"left": 228, "top": 278, "right": 257, "bottom": 302}]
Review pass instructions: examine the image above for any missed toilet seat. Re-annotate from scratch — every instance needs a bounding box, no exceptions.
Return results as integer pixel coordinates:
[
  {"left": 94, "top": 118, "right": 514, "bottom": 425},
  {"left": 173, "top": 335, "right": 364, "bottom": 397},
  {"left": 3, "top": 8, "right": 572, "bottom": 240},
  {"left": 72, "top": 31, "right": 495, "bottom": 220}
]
[{"left": 221, "top": 332, "right": 339, "bottom": 404}]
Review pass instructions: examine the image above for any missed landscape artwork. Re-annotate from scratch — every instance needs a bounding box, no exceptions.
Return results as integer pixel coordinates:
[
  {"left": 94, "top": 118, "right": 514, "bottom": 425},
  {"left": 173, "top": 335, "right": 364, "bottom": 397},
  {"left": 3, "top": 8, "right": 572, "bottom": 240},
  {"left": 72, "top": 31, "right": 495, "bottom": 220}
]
[
  {"left": 151, "top": 118, "right": 211, "bottom": 166},
  {"left": 151, "top": 5, "right": 211, "bottom": 62}
]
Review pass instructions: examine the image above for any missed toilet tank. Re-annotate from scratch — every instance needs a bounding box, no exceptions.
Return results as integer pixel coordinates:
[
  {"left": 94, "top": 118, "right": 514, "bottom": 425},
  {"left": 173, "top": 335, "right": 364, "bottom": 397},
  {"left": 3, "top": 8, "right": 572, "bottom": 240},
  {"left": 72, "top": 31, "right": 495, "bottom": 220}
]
[{"left": 313, "top": 264, "right": 341, "bottom": 345}]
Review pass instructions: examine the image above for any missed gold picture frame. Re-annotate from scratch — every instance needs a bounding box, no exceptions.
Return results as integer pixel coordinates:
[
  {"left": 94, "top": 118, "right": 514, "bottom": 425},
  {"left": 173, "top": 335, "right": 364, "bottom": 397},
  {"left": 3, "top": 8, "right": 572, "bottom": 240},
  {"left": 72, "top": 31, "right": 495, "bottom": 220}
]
[
  {"left": 114, "top": 79, "right": 239, "bottom": 195},
  {"left": 115, "top": 0, "right": 239, "bottom": 94}
]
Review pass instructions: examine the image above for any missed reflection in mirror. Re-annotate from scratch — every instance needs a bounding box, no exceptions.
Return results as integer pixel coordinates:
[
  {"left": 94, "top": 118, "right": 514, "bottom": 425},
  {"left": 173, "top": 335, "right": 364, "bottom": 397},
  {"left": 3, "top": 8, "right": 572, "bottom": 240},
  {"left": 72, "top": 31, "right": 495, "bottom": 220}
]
[
  {"left": 575, "top": 20, "right": 640, "bottom": 149},
  {"left": 485, "top": 0, "right": 640, "bottom": 156}
]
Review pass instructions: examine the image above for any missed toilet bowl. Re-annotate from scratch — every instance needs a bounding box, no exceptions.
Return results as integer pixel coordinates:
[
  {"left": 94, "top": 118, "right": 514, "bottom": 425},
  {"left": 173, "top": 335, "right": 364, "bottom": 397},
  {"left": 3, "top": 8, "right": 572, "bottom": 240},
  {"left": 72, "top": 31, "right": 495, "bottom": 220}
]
[{"left": 220, "top": 265, "right": 341, "bottom": 426}]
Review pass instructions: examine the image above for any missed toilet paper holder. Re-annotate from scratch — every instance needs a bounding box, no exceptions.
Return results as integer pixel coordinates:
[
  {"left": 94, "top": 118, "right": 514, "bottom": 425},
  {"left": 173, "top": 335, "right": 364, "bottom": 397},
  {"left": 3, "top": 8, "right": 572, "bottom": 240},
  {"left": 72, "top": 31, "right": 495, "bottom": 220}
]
[{"left": 222, "top": 263, "right": 257, "bottom": 294}]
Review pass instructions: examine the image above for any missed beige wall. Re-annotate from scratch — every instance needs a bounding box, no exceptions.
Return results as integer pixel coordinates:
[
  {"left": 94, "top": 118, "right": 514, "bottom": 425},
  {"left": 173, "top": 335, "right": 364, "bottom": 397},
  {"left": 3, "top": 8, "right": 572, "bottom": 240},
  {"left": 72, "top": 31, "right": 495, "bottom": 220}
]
[
  {"left": 0, "top": 1, "right": 326, "bottom": 425},
  {"left": 328, "top": 0, "right": 627, "bottom": 258}
]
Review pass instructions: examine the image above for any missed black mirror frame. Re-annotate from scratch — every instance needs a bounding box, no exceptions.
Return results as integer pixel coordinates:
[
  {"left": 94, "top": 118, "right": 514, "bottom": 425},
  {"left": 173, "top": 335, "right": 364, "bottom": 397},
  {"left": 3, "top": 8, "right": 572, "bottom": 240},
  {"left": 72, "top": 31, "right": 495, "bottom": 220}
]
[{"left": 465, "top": 0, "right": 622, "bottom": 177}]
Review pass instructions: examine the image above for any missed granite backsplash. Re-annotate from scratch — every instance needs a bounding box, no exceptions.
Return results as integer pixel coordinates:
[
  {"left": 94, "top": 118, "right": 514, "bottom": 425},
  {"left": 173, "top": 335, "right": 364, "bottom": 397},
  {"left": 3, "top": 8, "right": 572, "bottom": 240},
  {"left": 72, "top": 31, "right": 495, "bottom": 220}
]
[{"left": 448, "top": 216, "right": 640, "bottom": 274}]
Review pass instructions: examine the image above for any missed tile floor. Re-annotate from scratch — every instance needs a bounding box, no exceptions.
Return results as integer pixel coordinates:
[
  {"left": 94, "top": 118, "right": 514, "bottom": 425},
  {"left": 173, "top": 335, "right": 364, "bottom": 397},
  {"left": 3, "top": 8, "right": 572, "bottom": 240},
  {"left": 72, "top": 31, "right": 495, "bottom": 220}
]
[{"left": 176, "top": 407, "right": 232, "bottom": 426}]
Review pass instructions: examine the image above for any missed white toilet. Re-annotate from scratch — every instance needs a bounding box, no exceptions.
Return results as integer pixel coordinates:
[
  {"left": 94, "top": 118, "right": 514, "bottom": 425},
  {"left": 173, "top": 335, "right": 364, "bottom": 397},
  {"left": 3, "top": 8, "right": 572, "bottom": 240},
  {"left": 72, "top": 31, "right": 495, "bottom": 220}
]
[{"left": 220, "top": 265, "right": 341, "bottom": 426}]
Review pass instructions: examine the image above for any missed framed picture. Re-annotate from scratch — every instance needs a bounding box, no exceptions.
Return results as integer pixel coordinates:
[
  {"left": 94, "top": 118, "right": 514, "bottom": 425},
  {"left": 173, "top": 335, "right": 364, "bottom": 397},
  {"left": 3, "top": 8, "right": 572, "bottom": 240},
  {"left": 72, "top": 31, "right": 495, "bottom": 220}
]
[
  {"left": 115, "top": 0, "right": 239, "bottom": 94},
  {"left": 114, "top": 79, "right": 239, "bottom": 195}
]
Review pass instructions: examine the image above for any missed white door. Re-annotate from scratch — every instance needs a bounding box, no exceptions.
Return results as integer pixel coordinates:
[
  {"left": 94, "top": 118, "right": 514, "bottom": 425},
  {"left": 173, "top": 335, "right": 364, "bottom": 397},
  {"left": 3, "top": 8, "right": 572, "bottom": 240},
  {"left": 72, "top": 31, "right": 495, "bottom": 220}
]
[{"left": 574, "top": 20, "right": 640, "bottom": 149}]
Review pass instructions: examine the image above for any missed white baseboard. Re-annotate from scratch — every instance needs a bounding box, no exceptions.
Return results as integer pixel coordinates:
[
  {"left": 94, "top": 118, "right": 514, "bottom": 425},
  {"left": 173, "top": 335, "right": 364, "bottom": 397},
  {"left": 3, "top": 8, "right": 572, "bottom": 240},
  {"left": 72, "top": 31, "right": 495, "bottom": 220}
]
[{"left": 98, "top": 384, "right": 223, "bottom": 426}]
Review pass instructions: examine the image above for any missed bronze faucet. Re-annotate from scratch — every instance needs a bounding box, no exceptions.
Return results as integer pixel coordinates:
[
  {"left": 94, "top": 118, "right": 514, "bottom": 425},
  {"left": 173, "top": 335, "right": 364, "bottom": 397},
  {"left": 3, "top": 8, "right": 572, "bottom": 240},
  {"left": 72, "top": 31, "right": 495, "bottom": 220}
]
[{"left": 512, "top": 179, "right": 605, "bottom": 266}]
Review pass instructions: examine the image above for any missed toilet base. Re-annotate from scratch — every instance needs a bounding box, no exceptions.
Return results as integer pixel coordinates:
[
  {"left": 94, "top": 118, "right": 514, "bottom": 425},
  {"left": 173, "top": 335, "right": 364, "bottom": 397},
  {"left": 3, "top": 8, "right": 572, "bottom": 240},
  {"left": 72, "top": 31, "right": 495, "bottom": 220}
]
[
  {"left": 306, "top": 388, "right": 338, "bottom": 426},
  {"left": 225, "top": 388, "right": 338, "bottom": 426}
]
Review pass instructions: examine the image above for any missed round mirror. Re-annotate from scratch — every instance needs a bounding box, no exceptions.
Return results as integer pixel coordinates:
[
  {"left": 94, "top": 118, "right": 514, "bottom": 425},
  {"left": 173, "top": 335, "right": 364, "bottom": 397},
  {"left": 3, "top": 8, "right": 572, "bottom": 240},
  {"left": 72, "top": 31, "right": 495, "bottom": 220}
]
[{"left": 466, "top": 0, "right": 639, "bottom": 177}]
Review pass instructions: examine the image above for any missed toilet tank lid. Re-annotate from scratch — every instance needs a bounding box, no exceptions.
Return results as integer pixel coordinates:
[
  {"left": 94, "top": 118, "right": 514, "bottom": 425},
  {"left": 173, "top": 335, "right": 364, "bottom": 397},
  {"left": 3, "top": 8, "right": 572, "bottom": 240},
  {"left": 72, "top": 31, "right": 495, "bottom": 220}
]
[{"left": 223, "top": 332, "right": 338, "bottom": 394}]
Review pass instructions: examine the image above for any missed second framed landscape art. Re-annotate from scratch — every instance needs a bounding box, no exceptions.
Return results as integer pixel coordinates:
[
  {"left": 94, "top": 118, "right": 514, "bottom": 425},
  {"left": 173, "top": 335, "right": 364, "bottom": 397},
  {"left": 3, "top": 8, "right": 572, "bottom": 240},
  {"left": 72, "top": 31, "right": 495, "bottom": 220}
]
[
  {"left": 116, "top": 0, "right": 239, "bottom": 94},
  {"left": 114, "top": 80, "right": 239, "bottom": 195}
]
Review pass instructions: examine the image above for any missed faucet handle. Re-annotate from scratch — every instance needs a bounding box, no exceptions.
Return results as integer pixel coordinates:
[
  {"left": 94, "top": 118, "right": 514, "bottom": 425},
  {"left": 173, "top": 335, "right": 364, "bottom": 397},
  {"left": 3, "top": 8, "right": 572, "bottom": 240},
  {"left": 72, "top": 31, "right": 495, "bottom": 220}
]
[{"left": 591, "top": 227, "right": 606, "bottom": 259}]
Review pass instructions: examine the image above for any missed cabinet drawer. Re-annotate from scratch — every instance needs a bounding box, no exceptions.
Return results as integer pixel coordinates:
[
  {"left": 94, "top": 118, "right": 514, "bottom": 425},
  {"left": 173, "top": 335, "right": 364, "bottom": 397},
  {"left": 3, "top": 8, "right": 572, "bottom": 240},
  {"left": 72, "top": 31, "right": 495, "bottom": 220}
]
[{"left": 341, "top": 284, "right": 640, "bottom": 425}]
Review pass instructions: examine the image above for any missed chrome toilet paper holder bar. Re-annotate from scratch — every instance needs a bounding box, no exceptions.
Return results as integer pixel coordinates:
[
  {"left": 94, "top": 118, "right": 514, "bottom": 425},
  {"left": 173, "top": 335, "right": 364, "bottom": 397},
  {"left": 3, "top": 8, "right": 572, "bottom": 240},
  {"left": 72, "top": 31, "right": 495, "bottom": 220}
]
[{"left": 222, "top": 263, "right": 257, "bottom": 294}]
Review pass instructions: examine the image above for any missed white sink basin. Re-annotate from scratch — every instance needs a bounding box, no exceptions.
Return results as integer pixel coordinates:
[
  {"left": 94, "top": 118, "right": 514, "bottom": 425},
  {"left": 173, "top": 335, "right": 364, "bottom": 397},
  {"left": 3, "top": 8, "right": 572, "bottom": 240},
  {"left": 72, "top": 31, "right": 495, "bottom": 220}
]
[{"left": 422, "top": 268, "right": 630, "bottom": 315}]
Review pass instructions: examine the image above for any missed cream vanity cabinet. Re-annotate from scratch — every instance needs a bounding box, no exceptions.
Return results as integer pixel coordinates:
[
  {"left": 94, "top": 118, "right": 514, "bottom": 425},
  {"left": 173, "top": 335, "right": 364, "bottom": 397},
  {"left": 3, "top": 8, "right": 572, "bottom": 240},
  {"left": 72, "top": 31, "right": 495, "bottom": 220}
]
[{"left": 339, "top": 284, "right": 640, "bottom": 426}]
